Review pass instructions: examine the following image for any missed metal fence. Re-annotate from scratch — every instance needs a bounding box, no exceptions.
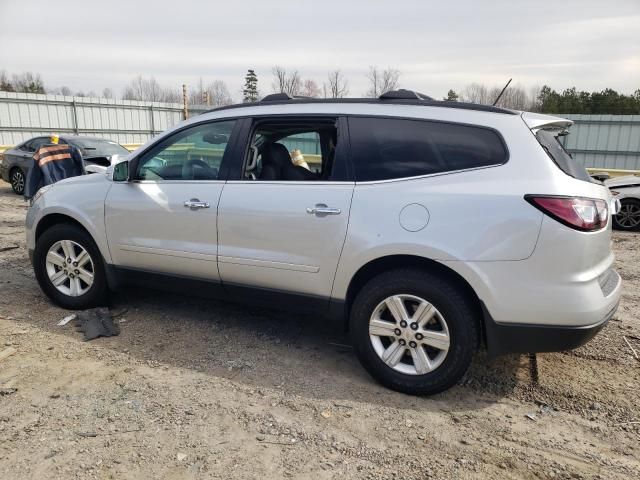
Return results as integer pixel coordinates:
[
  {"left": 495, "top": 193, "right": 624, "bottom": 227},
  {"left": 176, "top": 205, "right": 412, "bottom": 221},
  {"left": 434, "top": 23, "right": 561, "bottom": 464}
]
[
  {"left": 0, "top": 91, "right": 207, "bottom": 146},
  {"left": 560, "top": 114, "right": 640, "bottom": 171}
]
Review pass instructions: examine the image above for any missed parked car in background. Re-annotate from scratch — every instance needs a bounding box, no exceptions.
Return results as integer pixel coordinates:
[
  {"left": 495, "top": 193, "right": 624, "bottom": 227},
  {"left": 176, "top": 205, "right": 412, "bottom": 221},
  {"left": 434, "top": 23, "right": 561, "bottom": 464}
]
[
  {"left": 0, "top": 136, "right": 130, "bottom": 194},
  {"left": 25, "top": 91, "right": 621, "bottom": 395},
  {"left": 605, "top": 174, "right": 640, "bottom": 231}
]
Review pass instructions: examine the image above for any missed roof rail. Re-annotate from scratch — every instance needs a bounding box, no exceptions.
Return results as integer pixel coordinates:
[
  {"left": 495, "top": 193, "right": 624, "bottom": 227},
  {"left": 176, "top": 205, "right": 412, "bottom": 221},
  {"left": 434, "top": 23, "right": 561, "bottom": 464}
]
[
  {"left": 261, "top": 93, "right": 313, "bottom": 102},
  {"left": 379, "top": 89, "right": 434, "bottom": 101},
  {"left": 261, "top": 93, "right": 293, "bottom": 102}
]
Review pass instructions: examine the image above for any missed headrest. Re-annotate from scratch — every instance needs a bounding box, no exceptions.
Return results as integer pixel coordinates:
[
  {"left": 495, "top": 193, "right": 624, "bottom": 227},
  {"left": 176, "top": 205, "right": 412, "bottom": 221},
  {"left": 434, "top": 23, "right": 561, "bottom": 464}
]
[{"left": 262, "top": 143, "right": 291, "bottom": 168}]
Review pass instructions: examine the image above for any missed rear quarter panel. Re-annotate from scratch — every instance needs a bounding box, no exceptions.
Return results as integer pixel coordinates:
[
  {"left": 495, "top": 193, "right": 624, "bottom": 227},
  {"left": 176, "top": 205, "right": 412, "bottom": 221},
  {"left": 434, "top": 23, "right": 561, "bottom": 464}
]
[{"left": 332, "top": 112, "right": 552, "bottom": 300}]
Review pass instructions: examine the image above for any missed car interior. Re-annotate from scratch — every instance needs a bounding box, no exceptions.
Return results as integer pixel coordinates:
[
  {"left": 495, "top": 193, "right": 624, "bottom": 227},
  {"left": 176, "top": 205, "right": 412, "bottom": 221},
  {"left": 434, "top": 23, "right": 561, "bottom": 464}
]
[
  {"left": 138, "top": 130, "right": 229, "bottom": 181},
  {"left": 243, "top": 121, "right": 338, "bottom": 181}
]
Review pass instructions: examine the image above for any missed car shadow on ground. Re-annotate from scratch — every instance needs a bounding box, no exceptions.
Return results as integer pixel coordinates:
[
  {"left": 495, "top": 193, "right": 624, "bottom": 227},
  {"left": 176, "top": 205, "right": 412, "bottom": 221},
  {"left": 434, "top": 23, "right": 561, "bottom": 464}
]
[{"left": 86, "top": 286, "right": 527, "bottom": 412}]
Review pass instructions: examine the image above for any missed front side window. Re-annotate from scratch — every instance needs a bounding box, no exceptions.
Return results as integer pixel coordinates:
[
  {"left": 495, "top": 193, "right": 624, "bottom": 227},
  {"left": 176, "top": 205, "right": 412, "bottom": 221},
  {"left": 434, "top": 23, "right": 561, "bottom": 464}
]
[
  {"left": 349, "top": 117, "right": 508, "bottom": 181},
  {"left": 136, "top": 120, "right": 235, "bottom": 181}
]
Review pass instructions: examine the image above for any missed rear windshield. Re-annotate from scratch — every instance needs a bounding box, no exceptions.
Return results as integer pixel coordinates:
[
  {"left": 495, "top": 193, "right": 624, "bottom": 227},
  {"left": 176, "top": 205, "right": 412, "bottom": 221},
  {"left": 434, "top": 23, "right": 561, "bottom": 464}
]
[
  {"left": 70, "top": 139, "right": 130, "bottom": 158},
  {"left": 536, "top": 130, "right": 591, "bottom": 182}
]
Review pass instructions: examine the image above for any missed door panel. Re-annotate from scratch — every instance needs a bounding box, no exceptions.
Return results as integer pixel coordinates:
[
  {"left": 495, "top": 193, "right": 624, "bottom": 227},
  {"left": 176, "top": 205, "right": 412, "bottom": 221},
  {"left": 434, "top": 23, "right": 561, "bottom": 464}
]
[
  {"left": 105, "top": 182, "right": 223, "bottom": 279},
  {"left": 104, "top": 119, "right": 238, "bottom": 280},
  {"left": 217, "top": 182, "right": 354, "bottom": 298}
]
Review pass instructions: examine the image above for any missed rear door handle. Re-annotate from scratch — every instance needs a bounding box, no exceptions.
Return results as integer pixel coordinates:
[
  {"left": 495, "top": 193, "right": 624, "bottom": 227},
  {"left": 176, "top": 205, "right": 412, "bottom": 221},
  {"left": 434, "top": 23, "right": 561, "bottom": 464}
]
[
  {"left": 184, "top": 198, "right": 210, "bottom": 210},
  {"left": 306, "top": 203, "right": 341, "bottom": 216}
]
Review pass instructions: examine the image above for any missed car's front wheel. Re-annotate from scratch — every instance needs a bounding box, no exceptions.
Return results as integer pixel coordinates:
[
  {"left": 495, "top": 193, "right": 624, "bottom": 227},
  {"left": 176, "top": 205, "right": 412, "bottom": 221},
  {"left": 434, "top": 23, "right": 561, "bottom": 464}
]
[
  {"left": 33, "top": 224, "right": 107, "bottom": 309},
  {"left": 613, "top": 199, "right": 640, "bottom": 231},
  {"left": 10, "top": 168, "right": 25, "bottom": 195},
  {"left": 350, "top": 269, "right": 479, "bottom": 395}
]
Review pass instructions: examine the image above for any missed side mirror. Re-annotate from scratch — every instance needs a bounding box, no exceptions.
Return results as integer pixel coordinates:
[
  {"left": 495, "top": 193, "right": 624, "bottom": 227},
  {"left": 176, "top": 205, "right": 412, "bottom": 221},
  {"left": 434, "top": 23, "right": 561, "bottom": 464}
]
[{"left": 112, "top": 161, "right": 130, "bottom": 182}]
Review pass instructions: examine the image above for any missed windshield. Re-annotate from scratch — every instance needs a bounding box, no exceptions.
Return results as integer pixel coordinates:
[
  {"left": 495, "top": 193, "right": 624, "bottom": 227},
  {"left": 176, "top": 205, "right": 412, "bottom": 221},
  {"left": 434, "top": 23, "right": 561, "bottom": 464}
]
[
  {"left": 70, "top": 138, "right": 130, "bottom": 158},
  {"left": 535, "top": 129, "right": 592, "bottom": 182}
]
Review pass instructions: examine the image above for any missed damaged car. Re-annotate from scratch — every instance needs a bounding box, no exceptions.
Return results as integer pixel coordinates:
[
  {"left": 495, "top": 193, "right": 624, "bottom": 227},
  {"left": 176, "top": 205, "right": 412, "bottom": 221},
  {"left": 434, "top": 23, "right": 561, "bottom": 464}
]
[
  {"left": 605, "top": 174, "right": 640, "bottom": 231},
  {"left": 0, "top": 135, "right": 130, "bottom": 194}
]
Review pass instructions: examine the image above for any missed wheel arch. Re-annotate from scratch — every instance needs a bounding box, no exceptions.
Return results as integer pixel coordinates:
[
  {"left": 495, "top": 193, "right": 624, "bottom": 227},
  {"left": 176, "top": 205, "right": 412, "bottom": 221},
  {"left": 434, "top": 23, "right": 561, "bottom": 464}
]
[
  {"left": 343, "top": 254, "right": 485, "bottom": 345},
  {"left": 35, "top": 213, "right": 90, "bottom": 243}
]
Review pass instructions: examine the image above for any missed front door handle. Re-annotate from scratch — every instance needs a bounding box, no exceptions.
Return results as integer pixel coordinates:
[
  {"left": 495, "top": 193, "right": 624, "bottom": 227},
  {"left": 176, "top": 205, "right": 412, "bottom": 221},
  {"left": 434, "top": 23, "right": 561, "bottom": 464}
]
[
  {"left": 184, "top": 198, "right": 210, "bottom": 210},
  {"left": 306, "top": 203, "right": 341, "bottom": 216}
]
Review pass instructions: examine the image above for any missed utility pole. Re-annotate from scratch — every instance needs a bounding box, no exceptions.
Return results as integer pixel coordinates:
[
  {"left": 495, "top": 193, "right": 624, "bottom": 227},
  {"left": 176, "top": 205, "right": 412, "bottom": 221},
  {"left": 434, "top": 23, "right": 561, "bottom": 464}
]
[{"left": 182, "top": 84, "right": 188, "bottom": 119}]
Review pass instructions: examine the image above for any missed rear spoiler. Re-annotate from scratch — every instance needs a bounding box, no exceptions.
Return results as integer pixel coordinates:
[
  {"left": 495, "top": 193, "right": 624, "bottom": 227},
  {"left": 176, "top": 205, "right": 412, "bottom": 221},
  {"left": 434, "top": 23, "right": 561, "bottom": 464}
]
[{"left": 521, "top": 112, "right": 573, "bottom": 132}]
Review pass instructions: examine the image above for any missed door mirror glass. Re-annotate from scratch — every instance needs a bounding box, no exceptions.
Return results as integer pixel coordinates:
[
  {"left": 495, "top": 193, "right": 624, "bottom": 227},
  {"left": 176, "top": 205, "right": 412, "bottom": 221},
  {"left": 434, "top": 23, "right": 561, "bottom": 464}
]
[{"left": 112, "top": 160, "right": 129, "bottom": 182}]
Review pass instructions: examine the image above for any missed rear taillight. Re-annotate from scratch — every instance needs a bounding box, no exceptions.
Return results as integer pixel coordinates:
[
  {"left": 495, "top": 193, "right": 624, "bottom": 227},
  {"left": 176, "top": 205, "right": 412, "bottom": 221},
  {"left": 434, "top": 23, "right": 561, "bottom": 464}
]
[{"left": 525, "top": 195, "right": 608, "bottom": 232}]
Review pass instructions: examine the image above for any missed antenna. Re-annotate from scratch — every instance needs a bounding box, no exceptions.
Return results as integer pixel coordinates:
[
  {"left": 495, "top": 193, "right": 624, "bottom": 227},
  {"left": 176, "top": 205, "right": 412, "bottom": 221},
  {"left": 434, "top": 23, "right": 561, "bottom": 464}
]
[{"left": 492, "top": 78, "right": 512, "bottom": 106}]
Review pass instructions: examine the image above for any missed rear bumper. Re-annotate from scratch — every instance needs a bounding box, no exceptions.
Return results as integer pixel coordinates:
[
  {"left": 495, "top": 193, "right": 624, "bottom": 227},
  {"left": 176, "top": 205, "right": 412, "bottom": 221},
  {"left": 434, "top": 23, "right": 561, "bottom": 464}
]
[{"left": 483, "top": 299, "right": 619, "bottom": 357}]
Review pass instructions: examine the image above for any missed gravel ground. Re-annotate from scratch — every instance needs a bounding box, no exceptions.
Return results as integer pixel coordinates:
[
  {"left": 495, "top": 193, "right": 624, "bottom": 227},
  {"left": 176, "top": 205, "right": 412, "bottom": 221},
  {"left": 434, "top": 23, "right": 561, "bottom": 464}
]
[{"left": 0, "top": 180, "right": 639, "bottom": 480}]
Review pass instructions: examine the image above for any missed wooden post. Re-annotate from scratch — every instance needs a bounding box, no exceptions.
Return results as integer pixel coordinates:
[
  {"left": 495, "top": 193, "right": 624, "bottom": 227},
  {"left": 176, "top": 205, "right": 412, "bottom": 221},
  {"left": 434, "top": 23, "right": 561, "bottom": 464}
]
[
  {"left": 182, "top": 84, "right": 188, "bottom": 120},
  {"left": 71, "top": 99, "right": 79, "bottom": 134},
  {"left": 149, "top": 104, "right": 155, "bottom": 136}
]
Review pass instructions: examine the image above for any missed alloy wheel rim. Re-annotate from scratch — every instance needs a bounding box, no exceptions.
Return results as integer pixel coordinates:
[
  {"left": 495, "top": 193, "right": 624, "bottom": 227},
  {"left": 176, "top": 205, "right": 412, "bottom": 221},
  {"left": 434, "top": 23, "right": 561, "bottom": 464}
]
[
  {"left": 616, "top": 204, "right": 640, "bottom": 228},
  {"left": 369, "top": 294, "right": 450, "bottom": 375},
  {"left": 45, "top": 240, "right": 95, "bottom": 297},
  {"left": 11, "top": 171, "right": 24, "bottom": 192}
]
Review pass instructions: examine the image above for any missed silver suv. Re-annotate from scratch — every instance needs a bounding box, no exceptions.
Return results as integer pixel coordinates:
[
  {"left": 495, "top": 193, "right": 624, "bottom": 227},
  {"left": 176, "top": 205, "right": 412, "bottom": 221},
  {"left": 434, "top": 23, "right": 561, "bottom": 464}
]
[{"left": 25, "top": 90, "right": 622, "bottom": 395}]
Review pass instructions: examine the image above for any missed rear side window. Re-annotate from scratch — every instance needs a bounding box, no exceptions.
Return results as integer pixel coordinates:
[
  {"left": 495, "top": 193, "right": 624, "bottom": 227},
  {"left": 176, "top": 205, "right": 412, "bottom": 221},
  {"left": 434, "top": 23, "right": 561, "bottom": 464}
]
[
  {"left": 349, "top": 117, "right": 508, "bottom": 181},
  {"left": 536, "top": 129, "right": 592, "bottom": 182}
]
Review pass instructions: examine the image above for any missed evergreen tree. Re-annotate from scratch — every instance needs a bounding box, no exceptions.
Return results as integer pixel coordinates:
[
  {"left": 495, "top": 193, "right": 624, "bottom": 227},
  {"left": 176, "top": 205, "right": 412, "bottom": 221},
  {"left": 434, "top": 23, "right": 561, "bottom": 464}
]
[
  {"left": 242, "top": 69, "right": 259, "bottom": 103},
  {"left": 445, "top": 89, "right": 458, "bottom": 101}
]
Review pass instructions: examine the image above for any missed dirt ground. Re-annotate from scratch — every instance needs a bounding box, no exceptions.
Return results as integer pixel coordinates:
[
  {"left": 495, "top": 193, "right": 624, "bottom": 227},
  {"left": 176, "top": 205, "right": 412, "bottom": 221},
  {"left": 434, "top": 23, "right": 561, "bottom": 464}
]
[{"left": 0, "top": 180, "right": 639, "bottom": 480}]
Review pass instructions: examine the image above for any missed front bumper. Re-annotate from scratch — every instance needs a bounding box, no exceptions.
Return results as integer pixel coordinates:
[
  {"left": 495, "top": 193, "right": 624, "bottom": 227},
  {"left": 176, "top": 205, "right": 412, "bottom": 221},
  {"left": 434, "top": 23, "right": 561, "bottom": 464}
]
[
  {"left": 483, "top": 299, "right": 619, "bottom": 357},
  {"left": 0, "top": 162, "right": 9, "bottom": 182}
]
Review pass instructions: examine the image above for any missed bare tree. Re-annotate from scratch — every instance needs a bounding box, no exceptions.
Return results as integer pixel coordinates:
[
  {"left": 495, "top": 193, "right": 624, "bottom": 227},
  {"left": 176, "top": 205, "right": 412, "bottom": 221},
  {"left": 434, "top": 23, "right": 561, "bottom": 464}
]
[
  {"left": 122, "top": 76, "right": 178, "bottom": 102},
  {"left": 102, "top": 88, "right": 114, "bottom": 99},
  {"left": 48, "top": 86, "right": 72, "bottom": 96},
  {"left": 0, "top": 71, "right": 14, "bottom": 92},
  {"left": 189, "top": 78, "right": 207, "bottom": 105},
  {"left": 324, "top": 70, "right": 349, "bottom": 98},
  {"left": 459, "top": 83, "right": 491, "bottom": 104},
  {"left": 460, "top": 82, "right": 537, "bottom": 110},
  {"left": 301, "top": 79, "right": 321, "bottom": 98},
  {"left": 207, "top": 80, "right": 233, "bottom": 106},
  {"left": 365, "top": 66, "right": 400, "bottom": 97},
  {"left": 11, "top": 72, "right": 45, "bottom": 93},
  {"left": 271, "top": 66, "right": 301, "bottom": 96}
]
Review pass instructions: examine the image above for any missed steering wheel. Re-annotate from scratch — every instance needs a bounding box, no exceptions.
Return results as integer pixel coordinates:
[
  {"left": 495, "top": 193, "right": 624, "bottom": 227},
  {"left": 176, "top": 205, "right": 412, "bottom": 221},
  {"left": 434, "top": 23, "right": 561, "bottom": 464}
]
[{"left": 182, "top": 158, "right": 215, "bottom": 180}]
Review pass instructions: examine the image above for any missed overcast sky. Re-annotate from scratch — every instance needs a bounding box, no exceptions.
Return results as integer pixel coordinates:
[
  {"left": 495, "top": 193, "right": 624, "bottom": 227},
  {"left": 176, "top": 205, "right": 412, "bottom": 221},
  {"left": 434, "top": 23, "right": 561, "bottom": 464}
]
[{"left": 0, "top": 0, "right": 638, "bottom": 101}]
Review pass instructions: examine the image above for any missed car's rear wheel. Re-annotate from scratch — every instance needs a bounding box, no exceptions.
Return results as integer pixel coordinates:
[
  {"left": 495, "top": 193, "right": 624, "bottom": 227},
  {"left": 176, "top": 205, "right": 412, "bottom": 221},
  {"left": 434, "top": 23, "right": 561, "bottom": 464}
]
[
  {"left": 350, "top": 269, "right": 478, "bottom": 395},
  {"left": 33, "top": 224, "right": 107, "bottom": 309},
  {"left": 10, "top": 168, "right": 25, "bottom": 195},
  {"left": 613, "top": 199, "right": 640, "bottom": 231}
]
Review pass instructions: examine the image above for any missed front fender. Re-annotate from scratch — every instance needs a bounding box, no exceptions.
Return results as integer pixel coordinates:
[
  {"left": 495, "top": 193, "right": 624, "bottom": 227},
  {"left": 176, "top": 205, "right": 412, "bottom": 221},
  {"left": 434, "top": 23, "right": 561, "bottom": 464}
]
[{"left": 26, "top": 180, "right": 112, "bottom": 263}]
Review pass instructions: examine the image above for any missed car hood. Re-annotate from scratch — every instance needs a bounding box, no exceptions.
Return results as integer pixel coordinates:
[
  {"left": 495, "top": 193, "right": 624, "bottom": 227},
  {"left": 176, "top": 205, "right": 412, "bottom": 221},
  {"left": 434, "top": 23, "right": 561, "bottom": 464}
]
[{"left": 605, "top": 175, "right": 640, "bottom": 188}]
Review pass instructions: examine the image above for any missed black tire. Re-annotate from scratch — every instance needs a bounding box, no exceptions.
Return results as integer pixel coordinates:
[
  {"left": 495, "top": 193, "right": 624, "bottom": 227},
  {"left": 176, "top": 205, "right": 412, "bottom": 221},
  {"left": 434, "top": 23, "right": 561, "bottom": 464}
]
[
  {"left": 612, "top": 199, "right": 640, "bottom": 232},
  {"left": 33, "top": 223, "right": 108, "bottom": 309},
  {"left": 10, "top": 167, "right": 25, "bottom": 195},
  {"left": 349, "top": 268, "right": 479, "bottom": 395}
]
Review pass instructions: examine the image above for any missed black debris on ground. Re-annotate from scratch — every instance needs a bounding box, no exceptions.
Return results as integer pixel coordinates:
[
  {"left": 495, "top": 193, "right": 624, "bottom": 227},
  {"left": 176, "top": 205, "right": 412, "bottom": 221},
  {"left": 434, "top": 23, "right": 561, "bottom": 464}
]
[{"left": 75, "top": 307, "right": 120, "bottom": 341}]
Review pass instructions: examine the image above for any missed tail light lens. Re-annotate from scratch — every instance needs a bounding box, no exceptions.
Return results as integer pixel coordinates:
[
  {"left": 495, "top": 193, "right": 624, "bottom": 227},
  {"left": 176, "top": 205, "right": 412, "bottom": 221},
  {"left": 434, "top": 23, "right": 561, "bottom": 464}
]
[{"left": 525, "top": 195, "right": 608, "bottom": 232}]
